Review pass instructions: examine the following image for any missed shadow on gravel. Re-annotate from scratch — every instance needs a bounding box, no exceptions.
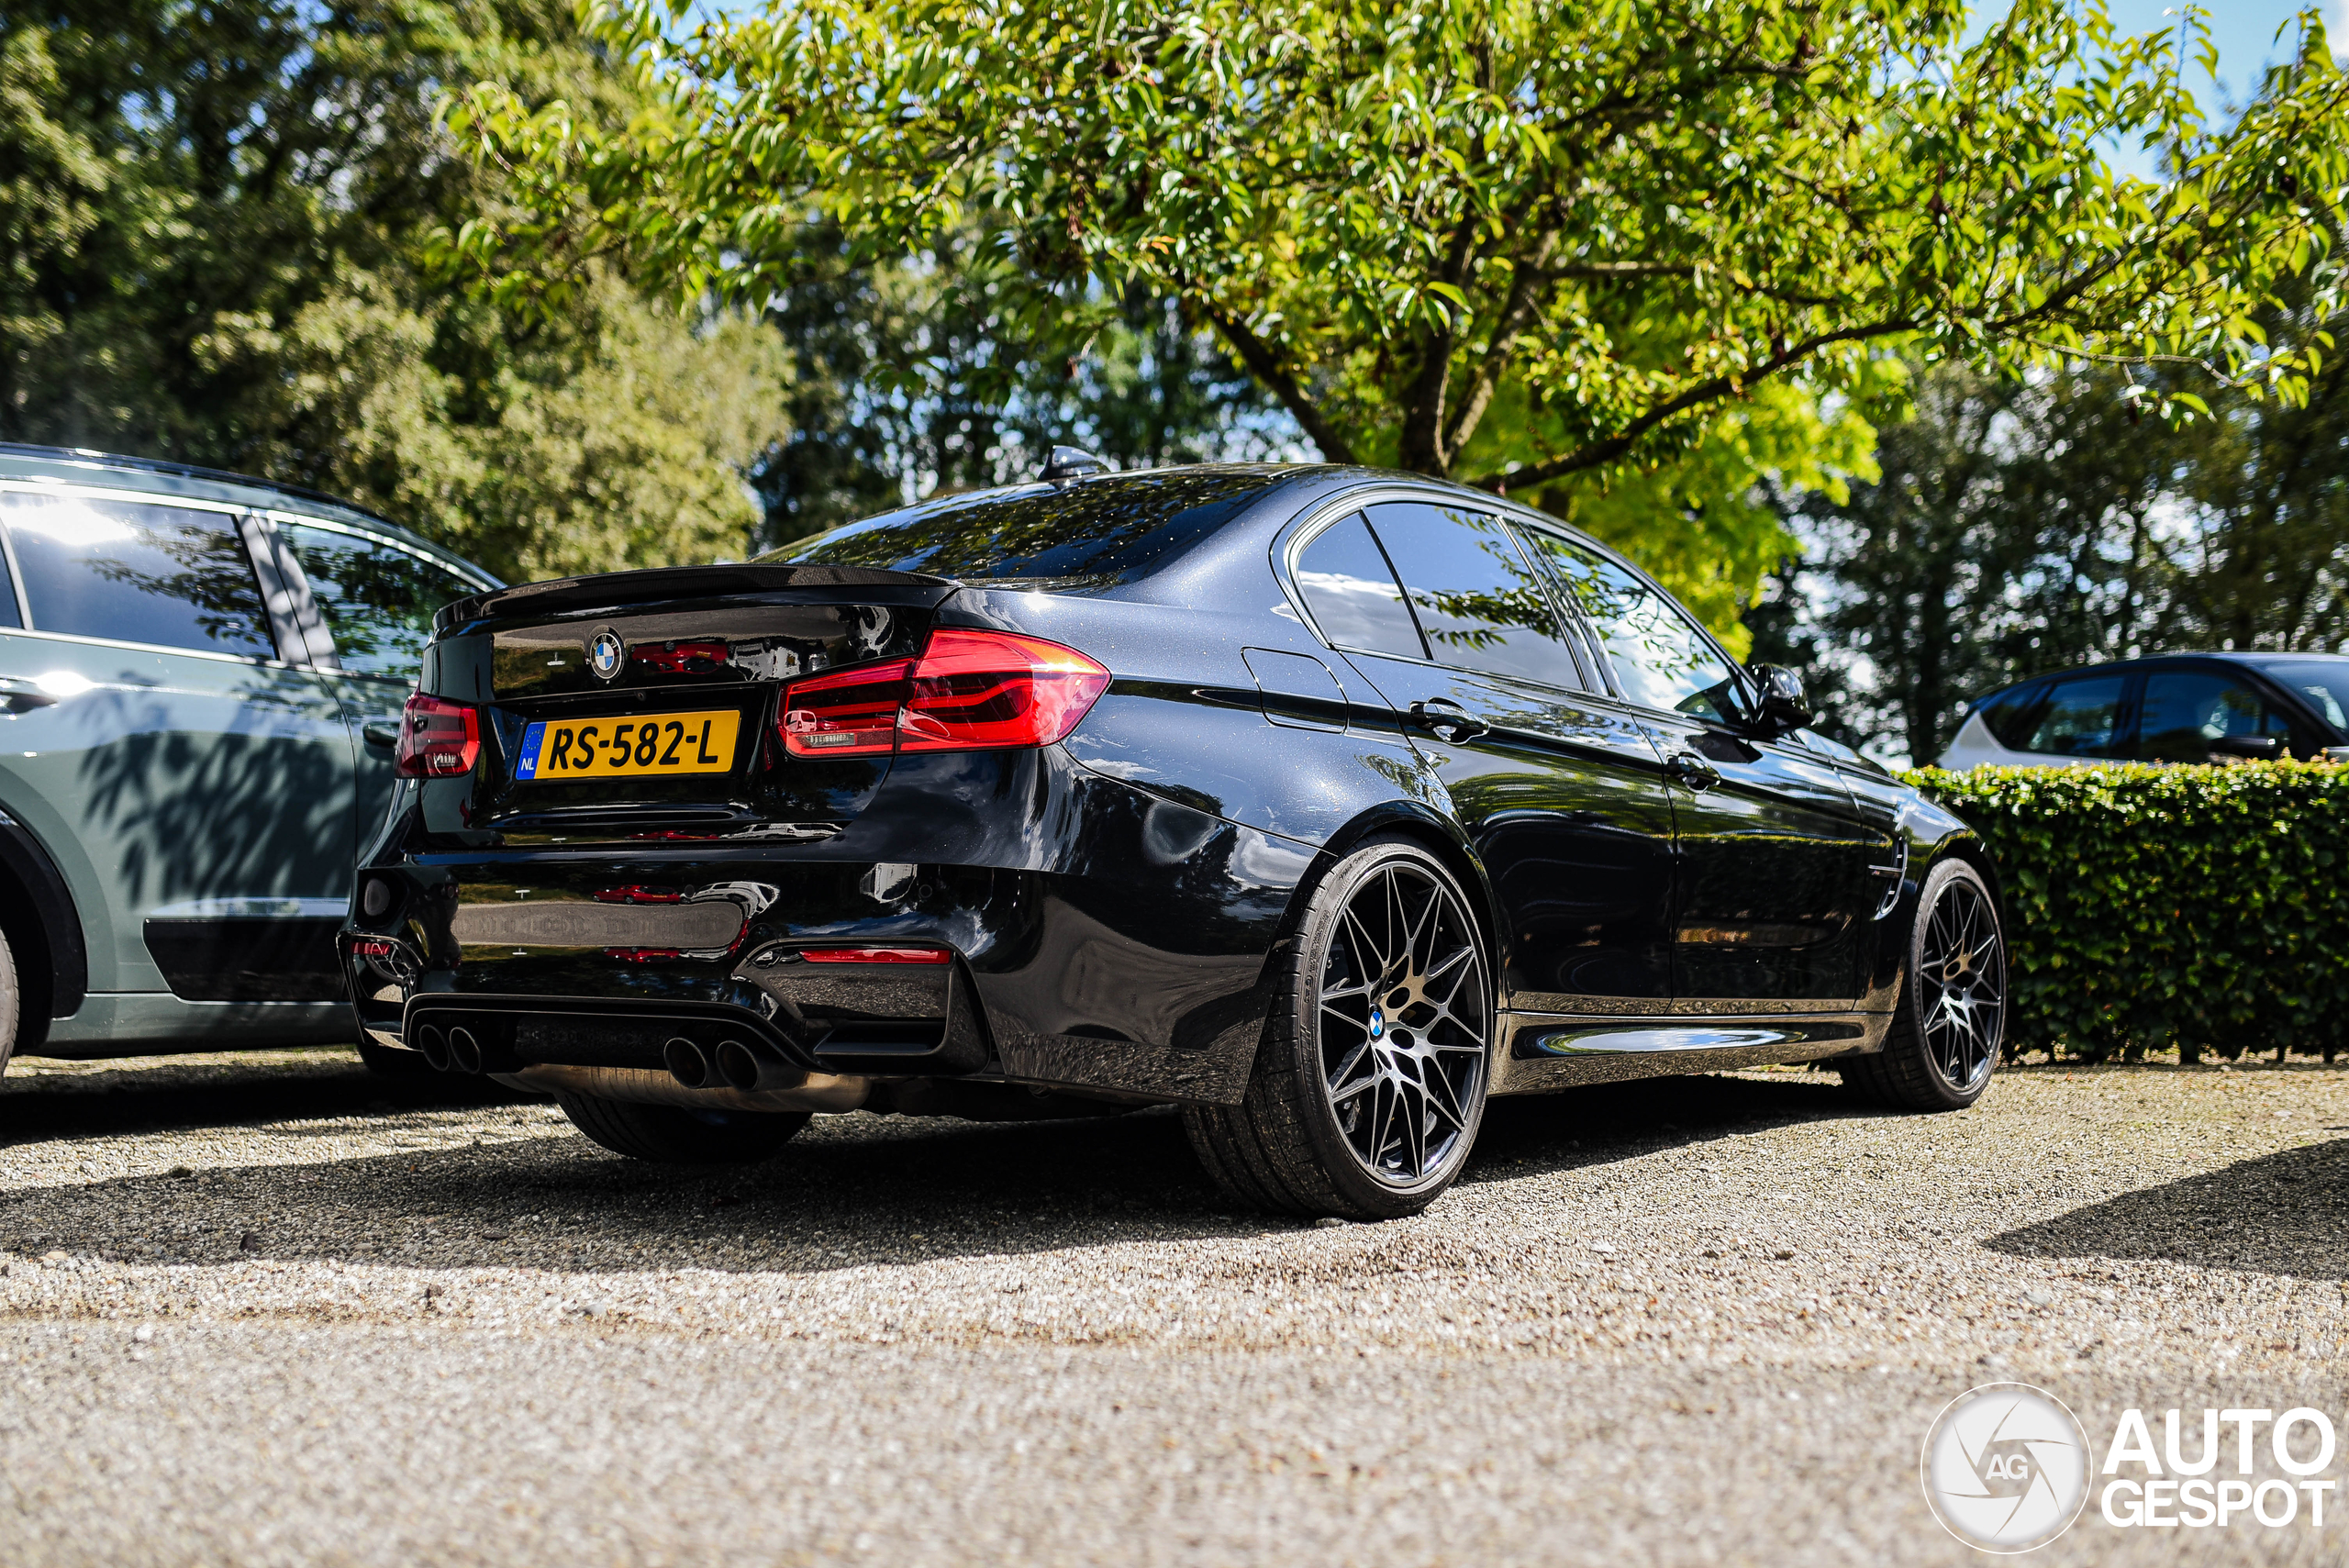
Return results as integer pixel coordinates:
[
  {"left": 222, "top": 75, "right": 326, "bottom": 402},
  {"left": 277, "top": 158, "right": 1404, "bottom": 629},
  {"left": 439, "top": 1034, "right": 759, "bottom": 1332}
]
[
  {"left": 1983, "top": 1137, "right": 2349, "bottom": 1280},
  {"left": 0, "top": 1053, "right": 523, "bottom": 1144},
  {"left": 1464, "top": 1069, "right": 1867, "bottom": 1180},
  {"left": 0, "top": 1063, "right": 1876, "bottom": 1276}
]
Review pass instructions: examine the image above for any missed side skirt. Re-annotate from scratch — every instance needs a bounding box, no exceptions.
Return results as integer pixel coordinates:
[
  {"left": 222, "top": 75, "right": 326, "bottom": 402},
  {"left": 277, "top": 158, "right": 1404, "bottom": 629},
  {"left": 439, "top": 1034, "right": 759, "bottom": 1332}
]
[{"left": 1489, "top": 1010, "right": 1892, "bottom": 1095}]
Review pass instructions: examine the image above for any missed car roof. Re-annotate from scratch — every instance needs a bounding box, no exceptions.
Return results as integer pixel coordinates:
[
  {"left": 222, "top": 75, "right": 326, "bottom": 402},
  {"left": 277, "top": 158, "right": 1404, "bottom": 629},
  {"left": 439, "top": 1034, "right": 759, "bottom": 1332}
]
[{"left": 0, "top": 442, "right": 495, "bottom": 585}]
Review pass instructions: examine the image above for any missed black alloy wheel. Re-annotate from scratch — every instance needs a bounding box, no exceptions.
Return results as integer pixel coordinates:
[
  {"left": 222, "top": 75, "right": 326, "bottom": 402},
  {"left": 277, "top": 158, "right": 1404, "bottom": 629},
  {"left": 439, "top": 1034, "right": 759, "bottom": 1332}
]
[
  {"left": 1185, "top": 837, "right": 1494, "bottom": 1218},
  {"left": 1842, "top": 858, "right": 2007, "bottom": 1111}
]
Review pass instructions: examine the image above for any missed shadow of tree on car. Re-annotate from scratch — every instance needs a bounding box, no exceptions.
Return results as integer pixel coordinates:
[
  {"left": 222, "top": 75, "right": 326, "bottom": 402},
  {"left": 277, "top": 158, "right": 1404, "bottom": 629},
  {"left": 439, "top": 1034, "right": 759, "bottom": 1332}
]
[
  {"left": 1982, "top": 1137, "right": 2349, "bottom": 1281},
  {"left": 0, "top": 1062, "right": 1876, "bottom": 1278}
]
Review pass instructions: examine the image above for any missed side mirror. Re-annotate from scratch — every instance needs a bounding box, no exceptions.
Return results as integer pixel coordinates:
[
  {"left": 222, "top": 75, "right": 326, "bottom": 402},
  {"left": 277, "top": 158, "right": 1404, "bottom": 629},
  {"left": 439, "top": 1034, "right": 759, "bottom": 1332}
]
[
  {"left": 2208, "top": 735, "right": 2284, "bottom": 762},
  {"left": 1749, "top": 663, "right": 1814, "bottom": 735}
]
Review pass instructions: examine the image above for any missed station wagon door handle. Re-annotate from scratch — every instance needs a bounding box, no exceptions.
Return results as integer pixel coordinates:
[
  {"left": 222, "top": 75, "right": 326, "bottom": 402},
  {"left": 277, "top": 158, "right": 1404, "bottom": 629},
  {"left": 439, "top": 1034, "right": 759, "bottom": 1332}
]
[
  {"left": 1665, "top": 752, "right": 1722, "bottom": 792},
  {"left": 362, "top": 720, "right": 401, "bottom": 750},
  {"left": 0, "top": 682, "right": 58, "bottom": 714},
  {"left": 1409, "top": 698, "right": 1486, "bottom": 744}
]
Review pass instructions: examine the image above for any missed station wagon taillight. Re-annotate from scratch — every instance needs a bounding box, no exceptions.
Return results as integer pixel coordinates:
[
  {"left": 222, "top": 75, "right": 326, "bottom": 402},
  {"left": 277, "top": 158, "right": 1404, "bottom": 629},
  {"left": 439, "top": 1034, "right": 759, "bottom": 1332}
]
[
  {"left": 394, "top": 693, "right": 481, "bottom": 777},
  {"left": 777, "top": 630, "right": 1108, "bottom": 759}
]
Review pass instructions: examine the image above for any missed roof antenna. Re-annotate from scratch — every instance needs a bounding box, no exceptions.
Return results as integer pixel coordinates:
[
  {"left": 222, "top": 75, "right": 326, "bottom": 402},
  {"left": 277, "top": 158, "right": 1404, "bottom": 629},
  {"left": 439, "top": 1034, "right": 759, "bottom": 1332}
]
[{"left": 1038, "top": 445, "right": 1106, "bottom": 484}]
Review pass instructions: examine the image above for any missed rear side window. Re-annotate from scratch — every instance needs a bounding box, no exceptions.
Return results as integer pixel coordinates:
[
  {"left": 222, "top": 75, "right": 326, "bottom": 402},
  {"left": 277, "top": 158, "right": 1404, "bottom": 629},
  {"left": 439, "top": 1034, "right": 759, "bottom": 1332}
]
[
  {"left": 2136, "top": 669, "right": 2289, "bottom": 762},
  {"left": 2012, "top": 674, "right": 2128, "bottom": 757},
  {"left": 1362, "top": 502, "right": 1585, "bottom": 687},
  {"left": 4, "top": 493, "right": 273, "bottom": 657},
  {"left": 1973, "top": 684, "right": 2045, "bottom": 749},
  {"left": 280, "top": 521, "right": 475, "bottom": 678},
  {"left": 1521, "top": 531, "right": 1742, "bottom": 721},
  {"left": 1293, "top": 514, "right": 1424, "bottom": 660}
]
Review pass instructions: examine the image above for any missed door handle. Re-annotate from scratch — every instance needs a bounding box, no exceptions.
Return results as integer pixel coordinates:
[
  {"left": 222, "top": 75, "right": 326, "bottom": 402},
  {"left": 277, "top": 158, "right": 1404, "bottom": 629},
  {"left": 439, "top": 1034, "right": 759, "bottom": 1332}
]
[
  {"left": 1409, "top": 698, "right": 1486, "bottom": 744},
  {"left": 1665, "top": 752, "right": 1721, "bottom": 792},
  {"left": 362, "top": 719, "right": 401, "bottom": 750},
  {"left": 1, "top": 690, "right": 57, "bottom": 715}
]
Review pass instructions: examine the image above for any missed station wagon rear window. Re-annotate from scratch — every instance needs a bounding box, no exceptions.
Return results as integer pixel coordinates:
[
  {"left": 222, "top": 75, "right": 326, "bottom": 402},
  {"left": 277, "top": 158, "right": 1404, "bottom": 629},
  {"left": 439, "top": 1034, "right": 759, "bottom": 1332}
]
[{"left": 765, "top": 470, "right": 1284, "bottom": 584}]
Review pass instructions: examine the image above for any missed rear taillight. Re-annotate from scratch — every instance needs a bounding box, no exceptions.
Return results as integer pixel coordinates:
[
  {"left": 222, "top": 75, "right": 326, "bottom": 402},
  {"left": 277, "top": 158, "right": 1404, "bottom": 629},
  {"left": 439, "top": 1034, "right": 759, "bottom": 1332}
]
[
  {"left": 778, "top": 630, "right": 1108, "bottom": 759},
  {"left": 394, "top": 693, "right": 480, "bottom": 777},
  {"left": 779, "top": 659, "right": 913, "bottom": 757},
  {"left": 898, "top": 629, "right": 1110, "bottom": 751}
]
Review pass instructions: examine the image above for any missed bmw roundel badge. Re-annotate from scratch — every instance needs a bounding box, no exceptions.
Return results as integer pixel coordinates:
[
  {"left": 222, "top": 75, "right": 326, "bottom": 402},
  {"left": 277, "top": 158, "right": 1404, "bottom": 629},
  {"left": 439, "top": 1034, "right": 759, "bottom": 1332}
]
[{"left": 588, "top": 629, "right": 625, "bottom": 682}]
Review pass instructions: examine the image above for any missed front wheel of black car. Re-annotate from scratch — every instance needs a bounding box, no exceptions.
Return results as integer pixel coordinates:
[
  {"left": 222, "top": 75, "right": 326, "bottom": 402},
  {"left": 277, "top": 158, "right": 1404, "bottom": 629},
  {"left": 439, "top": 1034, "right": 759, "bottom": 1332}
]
[
  {"left": 555, "top": 1093, "right": 811, "bottom": 1163},
  {"left": 1841, "top": 858, "right": 2007, "bottom": 1112},
  {"left": 1184, "top": 838, "right": 1494, "bottom": 1220}
]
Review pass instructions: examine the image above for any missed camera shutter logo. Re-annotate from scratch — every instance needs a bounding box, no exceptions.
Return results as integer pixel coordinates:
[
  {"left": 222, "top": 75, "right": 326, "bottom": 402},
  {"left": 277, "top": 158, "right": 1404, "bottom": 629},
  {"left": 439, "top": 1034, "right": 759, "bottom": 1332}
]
[
  {"left": 1920, "top": 1383, "right": 2090, "bottom": 1552},
  {"left": 588, "top": 630, "right": 625, "bottom": 683}
]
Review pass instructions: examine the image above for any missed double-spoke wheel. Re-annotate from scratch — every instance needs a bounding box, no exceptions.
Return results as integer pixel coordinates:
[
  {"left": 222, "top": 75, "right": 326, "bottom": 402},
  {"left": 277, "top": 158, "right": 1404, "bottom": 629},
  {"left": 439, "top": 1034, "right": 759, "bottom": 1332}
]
[
  {"left": 1185, "top": 838, "right": 1494, "bottom": 1218},
  {"left": 1842, "top": 858, "right": 2007, "bottom": 1111}
]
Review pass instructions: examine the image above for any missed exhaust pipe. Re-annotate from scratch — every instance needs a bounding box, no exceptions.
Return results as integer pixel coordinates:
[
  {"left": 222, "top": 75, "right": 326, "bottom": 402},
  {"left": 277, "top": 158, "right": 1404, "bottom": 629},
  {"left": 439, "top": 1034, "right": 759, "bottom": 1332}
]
[
  {"left": 714, "top": 1037, "right": 807, "bottom": 1093},
  {"left": 415, "top": 1024, "right": 451, "bottom": 1073},
  {"left": 447, "top": 1026, "right": 484, "bottom": 1075},
  {"left": 663, "top": 1036, "right": 718, "bottom": 1089}
]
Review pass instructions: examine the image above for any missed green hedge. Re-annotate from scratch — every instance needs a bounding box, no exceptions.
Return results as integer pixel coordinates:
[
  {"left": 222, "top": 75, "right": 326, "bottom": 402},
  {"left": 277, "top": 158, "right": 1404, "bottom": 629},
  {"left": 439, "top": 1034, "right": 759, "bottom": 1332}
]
[{"left": 1904, "top": 762, "right": 2349, "bottom": 1063}]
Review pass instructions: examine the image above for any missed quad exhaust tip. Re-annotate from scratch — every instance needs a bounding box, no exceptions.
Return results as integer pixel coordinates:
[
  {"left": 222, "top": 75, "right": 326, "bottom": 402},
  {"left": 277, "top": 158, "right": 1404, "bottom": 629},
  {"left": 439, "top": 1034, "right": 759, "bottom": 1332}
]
[
  {"left": 714, "top": 1039, "right": 763, "bottom": 1092},
  {"left": 663, "top": 1036, "right": 716, "bottom": 1089},
  {"left": 447, "top": 1026, "right": 484, "bottom": 1075},
  {"left": 416, "top": 1024, "right": 451, "bottom": 1073}
]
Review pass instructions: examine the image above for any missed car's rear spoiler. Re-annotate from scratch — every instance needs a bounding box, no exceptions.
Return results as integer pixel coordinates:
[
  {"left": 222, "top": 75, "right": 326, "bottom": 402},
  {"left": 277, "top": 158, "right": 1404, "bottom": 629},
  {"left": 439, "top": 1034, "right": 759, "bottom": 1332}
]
[{"left": 438, "top": 563, "right": 955, "bottom": 631}]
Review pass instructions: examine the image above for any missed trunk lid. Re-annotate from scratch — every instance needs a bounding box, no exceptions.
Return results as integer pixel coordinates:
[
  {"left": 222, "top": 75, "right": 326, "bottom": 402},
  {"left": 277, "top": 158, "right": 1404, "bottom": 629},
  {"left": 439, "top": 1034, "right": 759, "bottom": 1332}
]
[{"left": 419, "top": 563, "right": 956, "bottom": 845}]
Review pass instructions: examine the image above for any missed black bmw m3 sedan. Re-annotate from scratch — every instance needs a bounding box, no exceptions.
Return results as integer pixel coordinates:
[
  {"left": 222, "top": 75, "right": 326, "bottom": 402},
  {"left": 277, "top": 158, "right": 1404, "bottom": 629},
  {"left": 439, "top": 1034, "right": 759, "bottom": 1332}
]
[{"left": 343, "top": 462, "right": 2004, "bottom": 1218}]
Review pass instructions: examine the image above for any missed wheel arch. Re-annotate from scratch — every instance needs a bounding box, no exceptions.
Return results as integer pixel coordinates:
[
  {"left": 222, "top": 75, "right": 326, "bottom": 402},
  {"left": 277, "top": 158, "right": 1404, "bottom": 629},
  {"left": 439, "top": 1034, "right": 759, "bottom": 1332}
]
[
  {"left": 1301, "top": 802, "right": 1509, "bottom": 995},
  {"left": 0, "top": 807, "right": 90, "bottom": 1047}
]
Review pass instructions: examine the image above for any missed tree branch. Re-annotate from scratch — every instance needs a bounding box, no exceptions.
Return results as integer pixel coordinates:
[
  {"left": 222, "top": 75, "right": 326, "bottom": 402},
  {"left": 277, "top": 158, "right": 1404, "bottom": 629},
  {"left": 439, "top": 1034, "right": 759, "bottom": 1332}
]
[
  {"left": 1202, "top": 302, "right": 1358, "bottom": 465},
  {"left": 1464, "top": 318, "right": 1915, "bottom": 492},
  {"left": 1442, "top": 228, "right": 1559, "bottom": 461}
]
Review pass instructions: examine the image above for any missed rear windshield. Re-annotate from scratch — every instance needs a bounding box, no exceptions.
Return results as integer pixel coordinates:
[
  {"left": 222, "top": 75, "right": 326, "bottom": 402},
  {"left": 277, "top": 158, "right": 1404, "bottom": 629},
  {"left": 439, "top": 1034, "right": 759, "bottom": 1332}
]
[{"left": 762, "top": 469, "right": 1286, "bottom": 584}]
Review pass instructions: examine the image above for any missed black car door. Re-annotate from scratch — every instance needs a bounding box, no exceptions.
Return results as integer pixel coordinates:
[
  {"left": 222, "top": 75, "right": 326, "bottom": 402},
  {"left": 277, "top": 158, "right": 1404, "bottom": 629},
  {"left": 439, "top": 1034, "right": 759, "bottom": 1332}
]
[
  {"left": 1289, "top": 501, "right": 1679, "bottom": 1008},
  {"left": 1520, "top": 531, "right": 1879, "bottom": 1007}
]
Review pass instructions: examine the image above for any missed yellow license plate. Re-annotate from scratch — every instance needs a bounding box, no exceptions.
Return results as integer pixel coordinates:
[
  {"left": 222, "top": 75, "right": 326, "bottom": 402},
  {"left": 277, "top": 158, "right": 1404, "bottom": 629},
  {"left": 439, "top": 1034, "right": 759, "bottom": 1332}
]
[{"left": 514, "top": 711, "right": 740, "bottom": 781}]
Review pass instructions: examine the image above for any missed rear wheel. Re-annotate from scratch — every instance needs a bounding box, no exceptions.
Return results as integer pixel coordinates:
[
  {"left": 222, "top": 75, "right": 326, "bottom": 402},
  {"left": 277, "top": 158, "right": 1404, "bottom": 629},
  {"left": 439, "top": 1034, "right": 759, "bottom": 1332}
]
[
  {"left": 555, "top": 1092, "right": 810, "bottom": 1163},
  {"left": 1184, "top": 838, "right": 1494, "bottom": 1219},
  {"left": 1841, "top": 858, "right": 2006, "bottom": 1111}
]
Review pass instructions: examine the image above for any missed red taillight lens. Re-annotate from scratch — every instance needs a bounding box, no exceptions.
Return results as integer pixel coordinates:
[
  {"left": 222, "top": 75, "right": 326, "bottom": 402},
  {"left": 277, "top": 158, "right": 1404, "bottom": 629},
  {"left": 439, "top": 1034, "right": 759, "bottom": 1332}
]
[
  {"left": 394, "top": 693, "right": 480, "bottom": 777},
  {"left": 775, "top": 631, "right": 1108, "bottom": 759},
  {"left": 779, "top": 659, "right": 912, "bottom": 758},
  {"left": 899, "top": 629, "right": 1109, "bottom": 751},
  {"left": 801, "top": 946, "right": 954, "bottom": 964}
]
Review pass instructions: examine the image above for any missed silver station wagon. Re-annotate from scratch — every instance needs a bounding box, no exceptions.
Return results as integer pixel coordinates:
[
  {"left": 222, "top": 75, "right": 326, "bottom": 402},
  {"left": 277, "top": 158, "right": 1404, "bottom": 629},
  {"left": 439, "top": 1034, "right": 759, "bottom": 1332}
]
[{"left": 0, "top": 446, "right": 497, "bottom": 1070}]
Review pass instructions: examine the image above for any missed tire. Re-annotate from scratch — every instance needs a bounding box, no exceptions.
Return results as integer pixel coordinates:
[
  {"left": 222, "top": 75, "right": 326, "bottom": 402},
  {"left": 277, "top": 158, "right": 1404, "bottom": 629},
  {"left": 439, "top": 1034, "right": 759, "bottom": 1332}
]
[
  {"left": 0, "top": 923, "right": 18, "bottom": 1078},
  {"left": 1841, "top": 857, "right": 2006, "bottom": 1111},
  {"left": 1183, "top": 836, "right": 1495, "bottom": 1219},
  {"left": 554, "top": 1091, "right": 811, "bottom": 1163},
  {"left": 357, "top": 1041, "right": 438, "bottom": 1079}
]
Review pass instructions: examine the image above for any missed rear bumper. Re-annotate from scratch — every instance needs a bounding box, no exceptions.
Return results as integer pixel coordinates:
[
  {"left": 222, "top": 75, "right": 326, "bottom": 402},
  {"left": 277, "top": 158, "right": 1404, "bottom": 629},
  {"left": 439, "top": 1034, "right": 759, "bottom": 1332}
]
[{"left": 342, "top": 748, "right": 1317, "bottom": 1106}]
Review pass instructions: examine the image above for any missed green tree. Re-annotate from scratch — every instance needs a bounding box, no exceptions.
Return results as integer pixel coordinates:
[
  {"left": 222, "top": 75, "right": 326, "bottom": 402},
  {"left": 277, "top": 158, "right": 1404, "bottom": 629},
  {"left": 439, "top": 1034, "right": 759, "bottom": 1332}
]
[
  {"left": 1754, "top": 310, "right": 2349, "bottom": 764},
  {"left": 0, "top": 0, "right": 786, "bottom": 584},
  {"left": 753, "top": 224, "right": 1294, "bottom": 549},
  {"left": 446, "top": 0, "right": 2348, "bottom": 615}
]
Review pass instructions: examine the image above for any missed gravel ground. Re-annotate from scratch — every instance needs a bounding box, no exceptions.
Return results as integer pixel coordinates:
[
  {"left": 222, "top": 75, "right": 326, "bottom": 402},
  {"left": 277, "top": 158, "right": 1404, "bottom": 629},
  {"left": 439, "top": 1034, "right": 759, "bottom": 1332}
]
[{"left": 1, "top": 1049, "right": 2343, "bottom": 1565}]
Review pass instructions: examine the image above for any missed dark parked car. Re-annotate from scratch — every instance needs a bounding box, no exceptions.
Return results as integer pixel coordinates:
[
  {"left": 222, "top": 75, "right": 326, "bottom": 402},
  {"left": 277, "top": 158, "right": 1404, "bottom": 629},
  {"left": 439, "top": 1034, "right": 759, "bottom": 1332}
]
[
  {"left": 1940, "top": 651, "right": 2349, "bottom": 769},
  {"left": 344, "top": 462, "right": 2002, "bottom": 1218},
  {"left": 0, "top": 446, "right": 497, "bottom": 1071}
]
